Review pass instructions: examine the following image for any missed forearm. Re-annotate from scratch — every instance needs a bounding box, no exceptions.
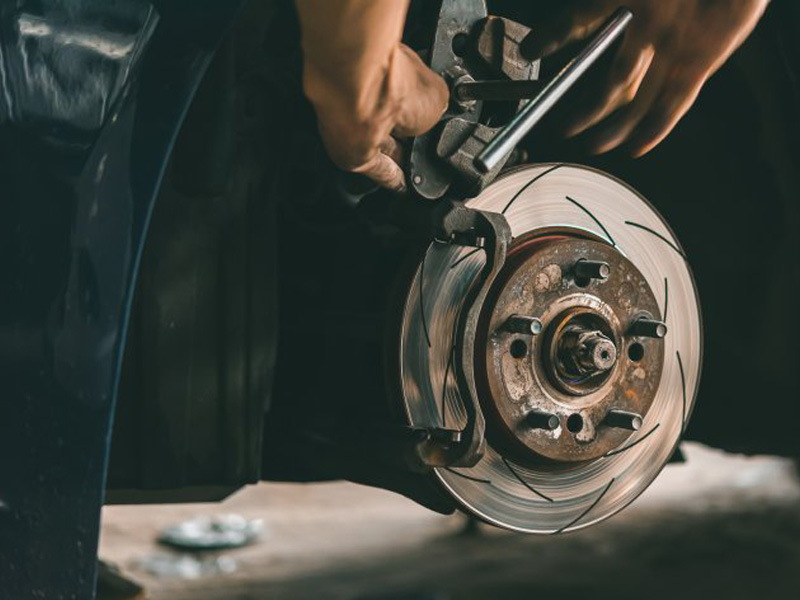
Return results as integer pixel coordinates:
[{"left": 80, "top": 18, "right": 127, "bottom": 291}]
[{"left": 296, "top": 0, "right": 409, "bottom": 128}]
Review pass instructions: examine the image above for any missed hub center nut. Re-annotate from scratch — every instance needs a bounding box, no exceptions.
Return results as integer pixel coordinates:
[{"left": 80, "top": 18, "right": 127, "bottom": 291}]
[
  {"left": 584, "top": 334, "right": 617, "bottom": 371},
  {"left": 546, "top": 310, "right": 619, "bottom": 396},
  {"left": 561, "top": 328, "right": 617, "bottom": 375}
]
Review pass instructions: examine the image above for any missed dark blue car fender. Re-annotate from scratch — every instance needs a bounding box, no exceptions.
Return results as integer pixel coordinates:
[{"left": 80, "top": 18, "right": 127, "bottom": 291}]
[{"left": 0, "top": 1, "right": 244, "bottom": 596}]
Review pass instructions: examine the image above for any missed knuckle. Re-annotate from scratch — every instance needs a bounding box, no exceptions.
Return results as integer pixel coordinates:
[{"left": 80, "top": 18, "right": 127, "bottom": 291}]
[
  {"left": 600, "top": 80, "right": 635, "bottom": 110},
  {"left": 621, "top": 84, "right": 638, "bottom": 104},
  {"left": 621, "top": 61, "right": 644, "bottom": 89}
]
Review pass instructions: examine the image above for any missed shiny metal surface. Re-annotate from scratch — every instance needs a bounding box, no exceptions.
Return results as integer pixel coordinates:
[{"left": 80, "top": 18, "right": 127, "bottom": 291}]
[{"left": 399, "top": 164, "right": 702, "bottom": 533}]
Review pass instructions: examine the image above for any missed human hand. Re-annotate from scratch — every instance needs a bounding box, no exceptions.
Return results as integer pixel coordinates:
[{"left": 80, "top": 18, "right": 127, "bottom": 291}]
[
  {"left": 296, "top": 0, "right": 448, "bottom": 192},
  {"left": 520, "top": 0, "right": 770, "bottom": 156}
]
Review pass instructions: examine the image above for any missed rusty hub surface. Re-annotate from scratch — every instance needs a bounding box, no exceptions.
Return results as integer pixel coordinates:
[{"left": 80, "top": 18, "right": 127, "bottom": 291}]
[{"left": 476, "top": 232, "right": 665, "bottom": 464}]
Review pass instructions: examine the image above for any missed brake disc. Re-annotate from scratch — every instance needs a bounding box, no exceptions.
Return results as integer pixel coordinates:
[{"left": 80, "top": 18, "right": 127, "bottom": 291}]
[{"left": 397, "top": 163, "right": 702, "bottom": 533}]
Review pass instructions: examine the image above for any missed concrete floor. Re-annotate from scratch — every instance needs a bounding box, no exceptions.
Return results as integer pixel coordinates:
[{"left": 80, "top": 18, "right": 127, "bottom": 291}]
[{"left": 100, "top": 443, "right": 800, "bottom": 600}]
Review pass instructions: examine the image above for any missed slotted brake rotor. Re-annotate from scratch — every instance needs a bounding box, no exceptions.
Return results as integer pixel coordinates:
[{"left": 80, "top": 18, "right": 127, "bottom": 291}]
[{"left": 398, "top": 164, "right": 702, "bottom": 533}]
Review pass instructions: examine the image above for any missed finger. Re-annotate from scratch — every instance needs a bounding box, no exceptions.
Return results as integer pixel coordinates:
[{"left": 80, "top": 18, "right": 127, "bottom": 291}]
[
  {"left": 520, "top": 5, "right": 607, "bottom": 60},
  {"left": 565, "top": 33, "right": 654, "bottom": 137},
  {"left": 392, "top": 45, "right": 449, "bottom": 138},
  {"left": 625, "top": 78, "right": 704, "bottom": 157},
  {"left": 379, "top": 135, "right": 404, "bottom": 165},
  {"left": 581, "top": 59, "right": 667, "bottom": 155},
  {"left": 352, "top": 151, "right": 406, "bottom": 193}
]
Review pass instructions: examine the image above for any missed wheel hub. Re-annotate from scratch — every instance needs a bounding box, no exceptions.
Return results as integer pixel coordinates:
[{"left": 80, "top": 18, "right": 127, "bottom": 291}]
[{"left": 477, "top": 234, "right": 665, "bottom": 463}]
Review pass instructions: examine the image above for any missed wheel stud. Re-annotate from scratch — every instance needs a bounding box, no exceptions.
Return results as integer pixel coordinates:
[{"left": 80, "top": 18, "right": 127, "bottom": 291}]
[
  {"left": 630, "top": 317, "right": 667, "bottom": 339},
  {"left": 604, "top": 409, "right": 643, "bottom": 431},
  {"left": 527, "top": 411, "right": 560, "bottom": 431},
  {"left": 504, "top": 315, "right": 543, "bottom": 335},
  {"left": 574, "top": 259, "right": 610, "bottom": 281}
]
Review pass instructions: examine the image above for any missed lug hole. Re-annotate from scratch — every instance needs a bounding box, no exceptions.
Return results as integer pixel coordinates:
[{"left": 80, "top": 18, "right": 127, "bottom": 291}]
[
  {"left": 566, "top": 414, "right": 584, "bottom": 433},
  {"left": 451, "top": 32, "right": 469, "bottom": 57},
  {"left": 510, "top": 339, "right": 528, "bottom": 359},
  {"left": 628, "top": 342, "right": 645, "bottom": 362}
]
